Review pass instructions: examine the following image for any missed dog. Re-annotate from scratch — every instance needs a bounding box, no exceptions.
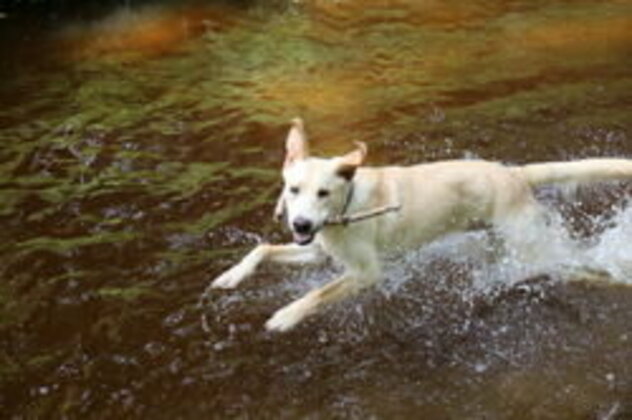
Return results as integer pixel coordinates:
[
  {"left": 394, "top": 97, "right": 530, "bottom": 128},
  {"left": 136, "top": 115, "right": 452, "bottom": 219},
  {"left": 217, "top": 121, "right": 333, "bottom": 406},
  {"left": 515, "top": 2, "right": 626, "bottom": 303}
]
[{"left": 209, "top": 118, "right": 632, "bottom": 332}]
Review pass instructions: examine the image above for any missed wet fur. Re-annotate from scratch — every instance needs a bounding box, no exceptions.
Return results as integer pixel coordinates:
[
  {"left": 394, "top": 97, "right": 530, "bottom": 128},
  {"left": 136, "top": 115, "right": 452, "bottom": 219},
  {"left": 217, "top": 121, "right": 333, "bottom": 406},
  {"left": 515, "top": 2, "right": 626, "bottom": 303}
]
[{"left": 210, "top": 118, "right": 632, "bottom": 332}]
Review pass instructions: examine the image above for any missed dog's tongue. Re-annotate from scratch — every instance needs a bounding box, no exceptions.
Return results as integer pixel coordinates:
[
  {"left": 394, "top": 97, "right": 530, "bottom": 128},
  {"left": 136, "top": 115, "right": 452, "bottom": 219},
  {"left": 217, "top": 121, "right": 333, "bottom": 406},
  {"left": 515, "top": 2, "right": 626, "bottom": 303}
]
[{"left": 293, "top": 232, "right": 313, "bottom": 245}]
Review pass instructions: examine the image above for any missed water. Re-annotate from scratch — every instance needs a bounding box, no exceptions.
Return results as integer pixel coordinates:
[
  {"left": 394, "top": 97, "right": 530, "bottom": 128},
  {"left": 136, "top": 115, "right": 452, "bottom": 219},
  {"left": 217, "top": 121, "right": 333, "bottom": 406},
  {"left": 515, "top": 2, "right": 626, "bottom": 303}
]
[{"left": 1, "top": 0, "right": 631, "bottom": 418}]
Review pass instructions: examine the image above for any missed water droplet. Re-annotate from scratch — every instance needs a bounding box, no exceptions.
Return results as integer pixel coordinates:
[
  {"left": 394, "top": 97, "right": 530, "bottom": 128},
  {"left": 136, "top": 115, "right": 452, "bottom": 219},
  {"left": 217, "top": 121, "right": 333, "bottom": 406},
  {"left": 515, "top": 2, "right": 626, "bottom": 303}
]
[{"left": 474, "top": 362, "right": 488, "bottom": 373}]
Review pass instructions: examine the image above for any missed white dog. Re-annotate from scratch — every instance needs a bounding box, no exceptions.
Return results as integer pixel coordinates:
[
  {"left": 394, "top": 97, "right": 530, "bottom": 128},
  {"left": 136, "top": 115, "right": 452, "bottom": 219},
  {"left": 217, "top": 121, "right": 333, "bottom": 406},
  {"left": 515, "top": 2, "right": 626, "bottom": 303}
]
[{"left": 210, "top": 118, "right": 632, "bottom": 332}]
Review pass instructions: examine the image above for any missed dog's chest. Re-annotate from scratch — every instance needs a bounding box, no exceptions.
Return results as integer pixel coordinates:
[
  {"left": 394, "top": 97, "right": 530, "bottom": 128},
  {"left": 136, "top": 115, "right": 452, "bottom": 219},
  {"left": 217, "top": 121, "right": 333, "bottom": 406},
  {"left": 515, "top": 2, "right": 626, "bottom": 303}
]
[{"left": 317, "top": 225, "right": 375, "bottom": 264}]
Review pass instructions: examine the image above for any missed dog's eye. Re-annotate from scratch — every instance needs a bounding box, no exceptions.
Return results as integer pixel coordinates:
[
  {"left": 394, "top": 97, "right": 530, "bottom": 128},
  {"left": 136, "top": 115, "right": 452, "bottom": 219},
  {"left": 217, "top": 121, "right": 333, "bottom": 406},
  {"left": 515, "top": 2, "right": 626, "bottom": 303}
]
[
  {"left": 317, "top": 189, "right": 330, "bottom": 198},
  {"left": 289, "top": 186, "right": 300, "bottom": 195}
]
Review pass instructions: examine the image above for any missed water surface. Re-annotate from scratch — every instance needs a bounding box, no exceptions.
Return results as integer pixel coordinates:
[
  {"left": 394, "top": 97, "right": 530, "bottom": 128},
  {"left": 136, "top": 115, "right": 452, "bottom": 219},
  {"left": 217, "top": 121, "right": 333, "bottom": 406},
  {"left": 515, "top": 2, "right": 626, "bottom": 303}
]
[{"left": 1, "top": 0, "right": 631, "bottom": 418}]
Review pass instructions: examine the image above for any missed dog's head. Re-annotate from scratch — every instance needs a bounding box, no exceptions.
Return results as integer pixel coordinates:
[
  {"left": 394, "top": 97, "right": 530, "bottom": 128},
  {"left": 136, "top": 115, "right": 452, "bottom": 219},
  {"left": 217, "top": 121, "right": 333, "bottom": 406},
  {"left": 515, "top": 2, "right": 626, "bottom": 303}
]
[{"left": 275, "top": 118, "right": 367, "bottom": 245}]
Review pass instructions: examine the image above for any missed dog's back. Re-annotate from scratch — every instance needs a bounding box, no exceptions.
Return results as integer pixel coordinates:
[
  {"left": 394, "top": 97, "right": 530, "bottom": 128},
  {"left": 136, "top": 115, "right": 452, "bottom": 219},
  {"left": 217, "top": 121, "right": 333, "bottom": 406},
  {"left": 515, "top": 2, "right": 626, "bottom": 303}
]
[{"left": 351, "top": 161, "right": 530, "bottom": 249}]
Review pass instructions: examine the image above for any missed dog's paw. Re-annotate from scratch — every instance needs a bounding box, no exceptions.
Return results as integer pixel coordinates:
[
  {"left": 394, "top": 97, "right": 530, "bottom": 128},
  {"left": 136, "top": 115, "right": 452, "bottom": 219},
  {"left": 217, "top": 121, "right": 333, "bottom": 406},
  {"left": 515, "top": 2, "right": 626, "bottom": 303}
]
[
  {"left": 211, "top": 264, "right": 251, "bottom": 289},
  {"left": 265, "top": 298, "right": 314, "bottom": 332}
]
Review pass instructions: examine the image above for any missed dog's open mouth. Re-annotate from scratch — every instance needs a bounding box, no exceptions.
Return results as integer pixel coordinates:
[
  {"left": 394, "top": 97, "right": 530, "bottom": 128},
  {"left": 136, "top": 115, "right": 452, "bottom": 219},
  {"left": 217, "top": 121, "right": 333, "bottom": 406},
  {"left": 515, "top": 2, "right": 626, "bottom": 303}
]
[{"left": 292, "top": 231, "right": 315, "bottom": 246}]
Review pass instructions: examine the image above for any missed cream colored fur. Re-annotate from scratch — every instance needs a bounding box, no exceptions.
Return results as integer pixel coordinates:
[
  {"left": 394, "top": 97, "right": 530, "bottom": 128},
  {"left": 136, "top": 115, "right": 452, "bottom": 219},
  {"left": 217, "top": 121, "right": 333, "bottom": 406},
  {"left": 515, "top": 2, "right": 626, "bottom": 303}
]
[{"left": 211, "top": 118, "right": 632, "bottom": 332}]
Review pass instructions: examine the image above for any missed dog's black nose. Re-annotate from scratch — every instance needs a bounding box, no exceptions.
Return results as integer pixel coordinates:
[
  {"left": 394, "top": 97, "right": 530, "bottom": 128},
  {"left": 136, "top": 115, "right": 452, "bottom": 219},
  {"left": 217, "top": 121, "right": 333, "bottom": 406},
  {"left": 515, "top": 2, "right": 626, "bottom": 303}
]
[{"left": 293, "top": 217, "right": 313, "bottom": 234}]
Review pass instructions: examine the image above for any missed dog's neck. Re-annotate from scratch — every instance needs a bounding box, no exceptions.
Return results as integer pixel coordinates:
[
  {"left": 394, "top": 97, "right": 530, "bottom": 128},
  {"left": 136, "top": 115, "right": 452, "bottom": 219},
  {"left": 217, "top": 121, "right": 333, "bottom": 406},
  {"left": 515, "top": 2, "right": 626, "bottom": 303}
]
[
  {"left": 339, "top": 169, "right": 378, "bottom": 217},
  {"left": 340, "top": 181, "right": 355, "bottom": 218}
]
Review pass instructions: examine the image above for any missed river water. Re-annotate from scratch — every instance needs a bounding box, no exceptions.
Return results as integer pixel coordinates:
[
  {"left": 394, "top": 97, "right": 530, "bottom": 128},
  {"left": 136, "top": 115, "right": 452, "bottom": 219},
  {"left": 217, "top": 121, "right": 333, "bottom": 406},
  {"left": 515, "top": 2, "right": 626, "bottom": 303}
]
[{"left": 1, "top": 0, "right": 631, "bottom": 418}]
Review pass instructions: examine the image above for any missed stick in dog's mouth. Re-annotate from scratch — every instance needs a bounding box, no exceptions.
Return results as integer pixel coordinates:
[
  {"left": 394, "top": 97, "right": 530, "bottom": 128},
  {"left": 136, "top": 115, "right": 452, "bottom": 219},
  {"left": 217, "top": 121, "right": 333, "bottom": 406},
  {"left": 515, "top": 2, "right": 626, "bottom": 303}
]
[
  {"left": 325, "top": 204, "right": 401, "bottom": 226},
  {"left": 290, "top": 204, "right": 402, "bottom": 245}
]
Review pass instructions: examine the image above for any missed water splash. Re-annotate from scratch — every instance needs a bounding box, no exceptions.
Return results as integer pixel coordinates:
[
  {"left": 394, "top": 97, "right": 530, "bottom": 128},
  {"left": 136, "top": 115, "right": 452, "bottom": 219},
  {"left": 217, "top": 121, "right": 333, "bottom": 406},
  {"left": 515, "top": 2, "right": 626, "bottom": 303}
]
[
  {"left": 253, "top": 190, "right": 631, "bottom": 324},
  {"left": 381, "top": 198, "right": 632, "bottom": 299},
  {"left": 587, "top": 203, "right": 632, "bottom": 283}
]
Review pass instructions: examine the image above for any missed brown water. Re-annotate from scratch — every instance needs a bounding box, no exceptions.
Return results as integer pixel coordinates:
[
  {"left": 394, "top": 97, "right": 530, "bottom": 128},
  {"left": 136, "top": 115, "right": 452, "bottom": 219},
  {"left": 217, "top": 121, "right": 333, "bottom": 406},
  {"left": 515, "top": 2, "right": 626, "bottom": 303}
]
[{"left": 1, "top": 0, "right": 632, "bottom": 418}]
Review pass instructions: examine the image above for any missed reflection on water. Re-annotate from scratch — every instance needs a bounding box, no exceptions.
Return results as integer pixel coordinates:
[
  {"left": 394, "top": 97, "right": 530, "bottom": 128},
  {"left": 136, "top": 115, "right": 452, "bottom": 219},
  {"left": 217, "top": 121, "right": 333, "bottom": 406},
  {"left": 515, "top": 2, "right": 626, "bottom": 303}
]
[{"left": 1, "top": 0, "right": 631, "bottom": 417}]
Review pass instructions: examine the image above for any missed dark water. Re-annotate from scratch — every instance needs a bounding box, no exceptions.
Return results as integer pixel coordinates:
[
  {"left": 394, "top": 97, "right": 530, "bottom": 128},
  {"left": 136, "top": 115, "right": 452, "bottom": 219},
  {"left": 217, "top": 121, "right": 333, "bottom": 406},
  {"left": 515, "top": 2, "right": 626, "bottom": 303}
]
[{"left": 1, "top": 0, "right": 632, "bottom": 418}]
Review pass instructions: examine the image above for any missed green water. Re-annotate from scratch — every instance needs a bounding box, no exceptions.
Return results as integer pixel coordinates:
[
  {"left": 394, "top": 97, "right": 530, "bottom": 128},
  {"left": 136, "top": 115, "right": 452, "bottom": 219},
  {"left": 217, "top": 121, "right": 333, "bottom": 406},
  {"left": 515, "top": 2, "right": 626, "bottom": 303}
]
[{"left": 1, "top": 0, "right": 631, "bottom": 417}]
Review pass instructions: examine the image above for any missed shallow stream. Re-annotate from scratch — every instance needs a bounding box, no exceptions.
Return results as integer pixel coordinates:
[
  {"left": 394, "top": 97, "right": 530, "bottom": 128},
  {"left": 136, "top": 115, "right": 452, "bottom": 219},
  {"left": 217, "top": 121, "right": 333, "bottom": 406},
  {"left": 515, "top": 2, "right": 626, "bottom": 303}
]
[{"left": 1, "top": 0, "right": 631, "bottom": 418}]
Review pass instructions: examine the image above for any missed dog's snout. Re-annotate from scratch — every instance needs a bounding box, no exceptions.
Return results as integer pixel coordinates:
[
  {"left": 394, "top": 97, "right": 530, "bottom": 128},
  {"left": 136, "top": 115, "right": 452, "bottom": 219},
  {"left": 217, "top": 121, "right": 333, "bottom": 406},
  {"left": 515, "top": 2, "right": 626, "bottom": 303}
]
[{"left": 293, "top": 217, "right": 313, "bottom": 234}]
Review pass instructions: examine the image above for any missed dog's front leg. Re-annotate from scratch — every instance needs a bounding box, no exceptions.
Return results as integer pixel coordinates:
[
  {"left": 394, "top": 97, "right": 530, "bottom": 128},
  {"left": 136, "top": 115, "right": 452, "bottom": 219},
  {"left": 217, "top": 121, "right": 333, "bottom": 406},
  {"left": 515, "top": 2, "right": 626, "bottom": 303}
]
[
  {"left": 265, "top": 250, "right": 380, "bottom": 332},
  {"left": 211, "top": 243, "right": 323, "bottom": 289}
]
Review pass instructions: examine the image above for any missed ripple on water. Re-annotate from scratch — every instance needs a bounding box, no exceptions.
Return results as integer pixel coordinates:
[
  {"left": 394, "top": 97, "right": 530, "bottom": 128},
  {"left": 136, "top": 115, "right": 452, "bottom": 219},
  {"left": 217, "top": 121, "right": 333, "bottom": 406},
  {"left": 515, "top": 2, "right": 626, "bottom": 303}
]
[{"left": 1, "top": 0, "right": 631, "bottom": 417}]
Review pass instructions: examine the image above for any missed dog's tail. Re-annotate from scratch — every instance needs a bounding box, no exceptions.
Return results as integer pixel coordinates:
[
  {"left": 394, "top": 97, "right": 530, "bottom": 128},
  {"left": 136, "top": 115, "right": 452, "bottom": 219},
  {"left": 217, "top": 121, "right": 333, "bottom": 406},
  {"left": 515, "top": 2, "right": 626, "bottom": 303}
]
[{"left": 514, "top": 158, "right": 632, "bottom": 187}]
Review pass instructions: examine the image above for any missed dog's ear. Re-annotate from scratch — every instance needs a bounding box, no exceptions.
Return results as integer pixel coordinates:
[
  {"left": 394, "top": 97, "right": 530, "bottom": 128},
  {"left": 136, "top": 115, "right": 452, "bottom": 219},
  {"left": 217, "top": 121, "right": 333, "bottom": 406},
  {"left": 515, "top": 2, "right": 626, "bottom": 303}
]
[
  {"left": 336, "top": 141, "right": 367, "bottom": 181},
  {"left": 284, "top": 117, "right": 309, "bottom": 168}
]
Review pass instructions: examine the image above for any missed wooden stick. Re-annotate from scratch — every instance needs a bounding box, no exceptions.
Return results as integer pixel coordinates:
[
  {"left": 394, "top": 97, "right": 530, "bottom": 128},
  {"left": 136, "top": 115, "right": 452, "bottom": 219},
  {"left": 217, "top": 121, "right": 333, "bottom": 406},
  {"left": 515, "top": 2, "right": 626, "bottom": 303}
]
[{"left": 325, "top": 204, "right": 401, "bottom": 226}]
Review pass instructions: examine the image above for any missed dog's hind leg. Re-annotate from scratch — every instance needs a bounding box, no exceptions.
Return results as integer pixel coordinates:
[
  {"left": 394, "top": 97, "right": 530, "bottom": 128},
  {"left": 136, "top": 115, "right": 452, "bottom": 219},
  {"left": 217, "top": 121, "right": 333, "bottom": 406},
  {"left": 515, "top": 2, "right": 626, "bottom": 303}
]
[
  {"left": 496, "top": 200, "right": 574, "bottom": 266},
  {"left": 211, "top": 243, "right": 324, "bottom": 289}
]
